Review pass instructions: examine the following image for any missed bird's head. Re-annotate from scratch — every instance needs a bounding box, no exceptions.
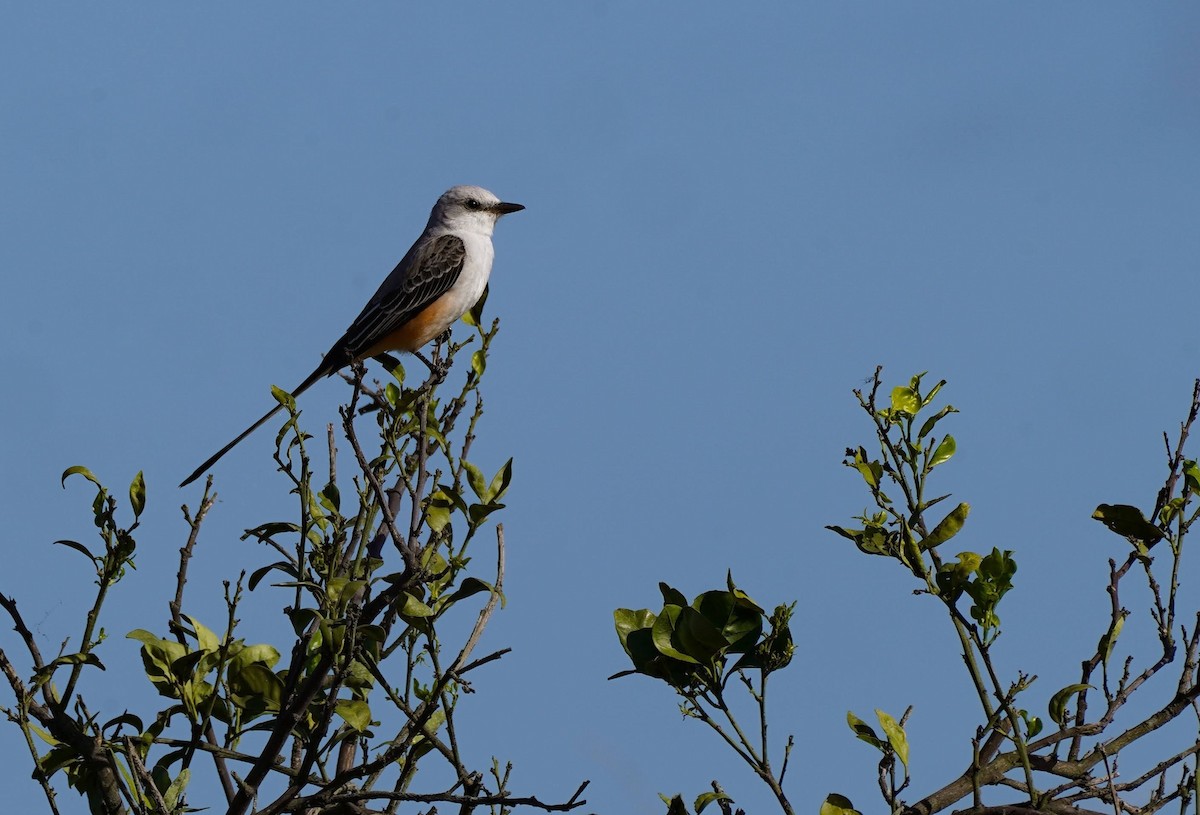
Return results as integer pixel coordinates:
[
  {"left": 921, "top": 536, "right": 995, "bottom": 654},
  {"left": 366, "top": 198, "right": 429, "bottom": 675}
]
[{"left": 428, "top": 185, "right": 524, "bottom": 235}]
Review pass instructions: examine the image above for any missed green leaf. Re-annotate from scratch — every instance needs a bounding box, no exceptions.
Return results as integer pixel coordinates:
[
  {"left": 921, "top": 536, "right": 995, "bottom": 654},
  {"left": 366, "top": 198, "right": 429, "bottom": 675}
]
[
  {"left": 929, "top": 435, "right": 956, "bottom": 468},
  {"left": 845, "top": 447, "right": 884, "bottom": 488},
  {"left": 694, "top": 790, "right": 732, "bottom": 813},
  {"left": 103, "top": 713, "right": 144, "bottom": 734},
  {"left": 170, "top": 650, "right": 207, "bottom": 682},
  {"left": 248, "top": 561, "right": 299, "bottom": 591},
  {"left": 920, "top": 378, "right": 946, "bottom": 407},
  {"left": 242, "top": 521, "right": 302, "bottom": 543},
  {"left": 335, "top": 699, "right": 372, "bottom": 733},
  {"left": 288, "top": 607, "right": 322, "bottom": 637},
  {"left": 442, "top": 577, "right": 496, "bottom": 608},
  {"left": 229, "top": 644, "right": 281, "bottom": 675},
  {"left": 876, "top": 709, "right": 909, "bottom": 769},
  {"left": 163, "top": 768, "right": 190, "bottom": 810},
  {"left": 890, "top": 386, "right": 921, "bottom": 415},
  {"left": 463, "top": 460, "right": 487, "bottom": 501},
  {"left": 1092, "top": 504, "right": 1164, "bottom": 548},
  {"left": 471, "top": 349, "right": 487, "bottom": 376},
  {"left": 29, "top": 723, "right": 60, "bottom": 746},
  {"left": 847, "top": 711, "right": 884, "bottom": 750},
  {"left": 425, "top": 489, "right": 455, "bottom": 533},
  {"left": 270, "top": 385, "right": 296, "bottom": 411},
  {"left": 183, "top": 615, "right": 220, "bottom": 653},
  {"left": 398, "top": 593, "right": 436, "bottom": 619},
  {"left": 651, "top": 606, "right": 701, "bottom": 665},
  {"left": 1184, "top": 460, "right": 1200, "bottom": 495},
  {"left": 664, "top": 794, "right": 689, "bottom": 815},
  {"left": 659, "top": 583, "right": 688, "bottom": 607},
  {"left": 1048, "top": 684, "right": 1092, "bottom": 726},
  {"left": 673, "top": 606, "right": 732, "bottom": 666},
  {"left": 922, "top": 502, "right": 969, "bottom": 548},
  {"left": 129, "top": 471, "right": 146, "bottom": 518},
  {"left": 61, "top": 465, "right": 102, "bottom": 489},
  {"left": 319, "top": 483, "right": 341, "bottom": 513},
  {"left": 1098, "top": 613, "right": 1126, "bottom": 665},
  {"left": 820, "top": 793, "right": 862, "bottom": 815},
  {"left": 917, "top": 404, "right": 958, "bottom": 440},
  {"left": 465, "top": 283, "right": 488, "bottom": 326},
  {"left": 614, "top": 608, "right": 657, "bottom": 653},
  {"left": 487, "top": 458, "right": 514, "bottom": 504},
  {"left": 692, "top": 589, "right": 763, "bottom": 652},
  {"left": 326, "top": 577, "right": 366, "bottom": 609},
  {"left": 53, "top": 539, "right": 99, "bottom": 564}
]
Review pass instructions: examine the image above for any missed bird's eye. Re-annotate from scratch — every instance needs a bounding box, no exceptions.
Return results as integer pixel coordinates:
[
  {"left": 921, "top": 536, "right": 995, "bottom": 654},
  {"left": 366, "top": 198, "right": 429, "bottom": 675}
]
[{"left": 465, "top": 198, "right": 482, "bottom": 210}]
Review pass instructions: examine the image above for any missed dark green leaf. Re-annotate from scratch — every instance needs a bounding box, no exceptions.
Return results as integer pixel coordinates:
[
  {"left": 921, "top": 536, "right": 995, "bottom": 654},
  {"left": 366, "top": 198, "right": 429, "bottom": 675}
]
[
  {"left": 664, "top": 794, "right": 689, "bottom": 815},
  {"left": 442, "top": 577, "right": 496, "bottom": 608},
  {"left": 319, "top": 483, "right": 341, "bottom": 513},
  {"left": 103, "top": 713, "right": 144, "bottom": 734},
  {"left": 248, "top": 561, "right": 299, "bottom": 591},
  {"left": 1092, "top": 504, "right": 1164, "bottom": 547},
  {"left": 692, "top": 590, "right": 763, "bottom": 652},
  {"left": 659, "top": 583, "right": 688, "bottom": 607},
  {"left": 53, "top": 539, "right": 98, "bottom": 564}
]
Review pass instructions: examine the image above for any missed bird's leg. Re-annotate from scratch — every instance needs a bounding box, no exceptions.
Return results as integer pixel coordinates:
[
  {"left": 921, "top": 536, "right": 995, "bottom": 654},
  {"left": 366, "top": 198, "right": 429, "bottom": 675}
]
[
  {"left": 412, "top": 349, "right": 436, "bottom": 371},
  {"left": 414, "top": 338, "right": 452, "bottom": 384}
]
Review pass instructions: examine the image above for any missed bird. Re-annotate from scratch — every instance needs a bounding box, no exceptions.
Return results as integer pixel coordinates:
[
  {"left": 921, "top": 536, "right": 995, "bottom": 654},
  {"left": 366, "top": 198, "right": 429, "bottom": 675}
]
[{"left": 179, "top": 185, "right": 524, "bottom": 488}]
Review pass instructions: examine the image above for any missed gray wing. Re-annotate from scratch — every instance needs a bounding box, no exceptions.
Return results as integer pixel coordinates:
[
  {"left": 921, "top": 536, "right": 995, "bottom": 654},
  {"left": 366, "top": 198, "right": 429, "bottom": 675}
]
[{"left": 329, "top": 233, "right": 467, "bottom": 364}]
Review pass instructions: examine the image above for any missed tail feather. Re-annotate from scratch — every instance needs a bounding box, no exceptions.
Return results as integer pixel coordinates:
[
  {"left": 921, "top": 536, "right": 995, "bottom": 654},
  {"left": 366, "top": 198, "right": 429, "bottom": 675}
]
[{"left": 178, "top": 365, "right": 329, "bottom": 488}]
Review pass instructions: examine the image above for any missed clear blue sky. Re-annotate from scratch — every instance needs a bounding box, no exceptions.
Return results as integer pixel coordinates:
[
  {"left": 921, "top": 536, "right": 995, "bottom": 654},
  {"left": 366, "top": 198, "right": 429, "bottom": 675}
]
[{"left": 2, "top": 4, "right": 1198, "bottom": 813}]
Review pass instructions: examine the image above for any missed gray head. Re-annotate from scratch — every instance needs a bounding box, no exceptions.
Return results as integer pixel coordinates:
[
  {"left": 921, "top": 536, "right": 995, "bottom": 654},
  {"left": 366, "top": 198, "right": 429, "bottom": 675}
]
[{"left": 426, "top": 185, "right": 524, "bottom": 235}]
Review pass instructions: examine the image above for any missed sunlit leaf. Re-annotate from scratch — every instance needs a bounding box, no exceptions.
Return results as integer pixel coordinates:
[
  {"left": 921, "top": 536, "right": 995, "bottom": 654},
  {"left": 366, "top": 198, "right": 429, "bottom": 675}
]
[
  {"left": 891, "top": 386, "right": 920, "bottom": 415},
  {"left": 929, "top": 435, "right": 956, "bottom": 468},
  {"left": 876, "top": 708, "right": 909, "bottom": 769},
  {"left": 922, "top": 503, "right": 969, "bottom": 548},
  {"left": 335, "top": 699, "right": 372, "bottom": 733},
  {"left": 820, "top": 793, "right": 862, "bottom": 815}
]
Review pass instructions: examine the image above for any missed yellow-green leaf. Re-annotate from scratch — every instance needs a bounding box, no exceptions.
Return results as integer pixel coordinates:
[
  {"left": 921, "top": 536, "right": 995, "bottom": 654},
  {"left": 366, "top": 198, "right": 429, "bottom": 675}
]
[{"left": 876, "top": 709, "right": 909, "bottom": 769}]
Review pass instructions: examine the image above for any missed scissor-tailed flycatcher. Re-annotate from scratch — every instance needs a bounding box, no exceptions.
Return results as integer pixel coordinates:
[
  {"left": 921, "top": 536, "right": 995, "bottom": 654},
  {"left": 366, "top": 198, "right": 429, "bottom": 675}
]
[{"left": 180, "top": 185, "right": 524, "bottom": 488}]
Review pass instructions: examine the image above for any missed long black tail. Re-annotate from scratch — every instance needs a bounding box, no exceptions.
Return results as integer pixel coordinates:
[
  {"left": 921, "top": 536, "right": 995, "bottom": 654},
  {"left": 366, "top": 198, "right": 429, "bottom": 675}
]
[{"left": 179, "top": 365, "right": 328, "bottom": 488}]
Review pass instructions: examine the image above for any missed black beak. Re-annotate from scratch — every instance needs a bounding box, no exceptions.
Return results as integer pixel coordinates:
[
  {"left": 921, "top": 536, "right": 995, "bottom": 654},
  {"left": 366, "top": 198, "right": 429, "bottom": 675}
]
[{"left": 493, "top": 201, "right": 525, "bottom": 215}]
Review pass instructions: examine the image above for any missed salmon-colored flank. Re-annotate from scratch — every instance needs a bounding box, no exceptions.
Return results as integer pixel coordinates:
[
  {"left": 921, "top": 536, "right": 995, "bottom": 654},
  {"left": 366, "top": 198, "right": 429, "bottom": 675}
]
[{"left": 359, "top": 291, "right": 462, "bottom": 358}]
